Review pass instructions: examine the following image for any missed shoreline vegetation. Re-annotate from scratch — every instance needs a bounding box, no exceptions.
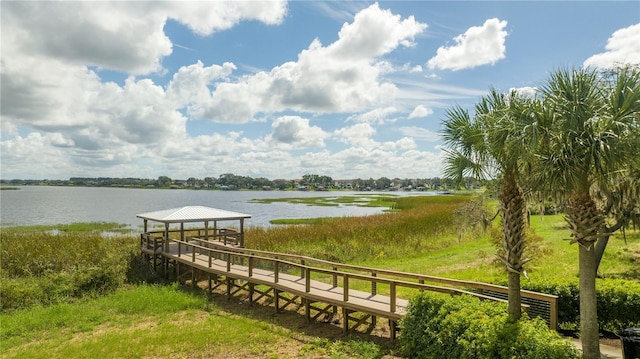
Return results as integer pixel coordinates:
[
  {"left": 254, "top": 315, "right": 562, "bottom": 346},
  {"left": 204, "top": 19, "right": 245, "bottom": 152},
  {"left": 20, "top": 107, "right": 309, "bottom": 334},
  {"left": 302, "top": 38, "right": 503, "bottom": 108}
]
[
  {"left": 1, "top": 195, "right": 638, "bottom": 358},
  {"left": 0, "top": 174, "right": 477, "bottom": 192}
]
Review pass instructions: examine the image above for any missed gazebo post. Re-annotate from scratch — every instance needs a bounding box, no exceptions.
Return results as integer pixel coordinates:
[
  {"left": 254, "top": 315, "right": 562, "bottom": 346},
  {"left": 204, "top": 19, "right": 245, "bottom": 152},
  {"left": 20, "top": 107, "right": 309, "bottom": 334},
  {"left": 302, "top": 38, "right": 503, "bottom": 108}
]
[
  {"left": 240, "top": 218, "right": 245, "bottom": 247},
  {"left": 164, "top": 223, "right": 170, "bottom": 250},
  {"left": 180, "top": 223, "right": 184, "bottom": 242},
  {"left": 143, "top": 219, "right": 148, "bottom": 233}
]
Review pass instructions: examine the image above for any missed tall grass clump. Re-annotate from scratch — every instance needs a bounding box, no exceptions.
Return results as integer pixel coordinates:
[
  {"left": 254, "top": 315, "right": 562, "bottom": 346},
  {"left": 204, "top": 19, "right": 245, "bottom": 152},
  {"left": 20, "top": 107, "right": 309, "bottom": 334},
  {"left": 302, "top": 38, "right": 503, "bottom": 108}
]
[
  {"left": 245, "top": 195, "right": 472, "bottom": 263},
  {"left": 0, "top": 228, "right": 145, "bottom": 312}
]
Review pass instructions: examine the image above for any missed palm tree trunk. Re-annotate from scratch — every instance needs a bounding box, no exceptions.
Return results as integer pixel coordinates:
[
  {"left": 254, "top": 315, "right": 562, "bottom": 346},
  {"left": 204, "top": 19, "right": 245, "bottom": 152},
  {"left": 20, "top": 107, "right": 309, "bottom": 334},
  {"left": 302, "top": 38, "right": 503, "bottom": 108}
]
[
  {"left": 579, "top": 245, "right": 600, "bottom": 359},
  {"left": 567, "top": 192, "right": 604, "bottom": 359},
  {"left": 507, "top": 270, "right": 522, "bottom": 321},
  {"left": 499, "top": 173, "right": 526, "bottom": 321}
]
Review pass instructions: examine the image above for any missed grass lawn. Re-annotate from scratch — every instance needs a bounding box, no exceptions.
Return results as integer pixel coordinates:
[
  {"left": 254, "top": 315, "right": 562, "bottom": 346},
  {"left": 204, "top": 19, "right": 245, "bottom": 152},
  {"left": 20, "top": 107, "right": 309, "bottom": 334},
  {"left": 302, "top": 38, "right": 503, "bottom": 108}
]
[
  {"left": 354, "top": 213, "right": 639, "bottom": 284},
  {"left": 0, "top": 284, "right": 400, "bottom": 359}
]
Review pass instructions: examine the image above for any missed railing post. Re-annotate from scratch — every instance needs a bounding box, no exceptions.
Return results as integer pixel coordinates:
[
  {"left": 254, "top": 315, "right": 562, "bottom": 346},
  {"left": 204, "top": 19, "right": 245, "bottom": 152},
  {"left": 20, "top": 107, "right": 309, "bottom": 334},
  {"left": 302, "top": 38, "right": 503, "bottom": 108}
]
[
  {"left": 305, "top": 268, "right": 311, "bottom": 292},
  {"left": 226, "top": 252, "right": 231, "bottom": 272},
  {"left": 371, "top": 272, "right": 377, "bottom": 295},
  {"left": 178, "top": 241, "right": 181, "bottom": 257},
  {"left": 274, "top": 261, "right": 279, "bottom": 283},
  {"left": 301, "top": 260, "right": 305, "bottom": 279},
  {"left": 332, "top": 267, "right": 338, "bottom": 287},
  {"left": 343, "top": 274, "right": 349, "bottom": 302},
  {"left": 390, "top": 282, "right": 396, "bottom": 313},
  {"left": 248, "top": 257, "right": 253, "bottom": 277},
  {"left": 208, "top": 251, "right": 212, "bottom": 268},
  {"left": 192, "top": 244, "right": 196, "bottom": 262},
  {"left": 550, "top": 297, "right": 558, "bottom": 330}
]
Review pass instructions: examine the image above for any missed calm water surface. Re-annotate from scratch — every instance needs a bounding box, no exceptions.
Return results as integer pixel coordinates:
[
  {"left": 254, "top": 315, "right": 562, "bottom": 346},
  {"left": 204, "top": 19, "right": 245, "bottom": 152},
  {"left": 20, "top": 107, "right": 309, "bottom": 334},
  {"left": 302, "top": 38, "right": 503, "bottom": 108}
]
[{"left": 1, "top": 186, "right": 424, "bottom": 229}]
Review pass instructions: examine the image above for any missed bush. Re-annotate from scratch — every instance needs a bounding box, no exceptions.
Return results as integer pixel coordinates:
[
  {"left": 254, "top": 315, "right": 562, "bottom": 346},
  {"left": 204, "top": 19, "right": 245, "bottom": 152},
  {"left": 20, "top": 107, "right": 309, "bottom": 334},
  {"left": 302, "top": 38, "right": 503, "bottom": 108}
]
[
  {"left": 400, "top": 293, "right": 580, "bottom": 359},
  {"left": 520, "top": 278, "right": 640, "bottom": 332}
]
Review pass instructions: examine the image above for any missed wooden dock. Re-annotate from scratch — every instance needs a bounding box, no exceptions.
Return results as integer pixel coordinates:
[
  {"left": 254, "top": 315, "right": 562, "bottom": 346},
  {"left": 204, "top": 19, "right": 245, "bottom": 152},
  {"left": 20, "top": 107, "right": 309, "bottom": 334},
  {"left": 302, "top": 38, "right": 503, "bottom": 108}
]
[{"left": 142, "top": 232, "right": 558, "bottom": 338}]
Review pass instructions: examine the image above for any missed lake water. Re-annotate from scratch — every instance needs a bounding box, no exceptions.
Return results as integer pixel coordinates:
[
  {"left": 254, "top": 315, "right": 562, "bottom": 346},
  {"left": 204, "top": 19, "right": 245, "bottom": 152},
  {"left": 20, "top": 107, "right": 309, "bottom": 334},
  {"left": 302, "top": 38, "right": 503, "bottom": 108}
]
[{"left": 0, "top": 186, "right": 428, "bottom": 229}]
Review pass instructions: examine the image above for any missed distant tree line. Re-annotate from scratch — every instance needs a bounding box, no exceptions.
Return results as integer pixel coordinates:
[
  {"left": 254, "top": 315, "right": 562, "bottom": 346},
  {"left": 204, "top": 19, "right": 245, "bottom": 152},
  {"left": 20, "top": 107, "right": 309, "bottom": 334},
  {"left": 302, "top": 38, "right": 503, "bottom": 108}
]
[{"left": 0, "top": 174, "right": 485, "bottom": 191}]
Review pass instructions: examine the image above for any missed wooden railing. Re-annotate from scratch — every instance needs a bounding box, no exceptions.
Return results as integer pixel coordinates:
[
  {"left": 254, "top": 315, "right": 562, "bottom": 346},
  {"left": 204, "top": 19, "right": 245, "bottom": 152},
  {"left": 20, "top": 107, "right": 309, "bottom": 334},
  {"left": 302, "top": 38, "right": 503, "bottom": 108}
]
[
  {"left": 140, "top": 233, "right": 163, "bottom": 254},
  {"left": 169, "top": 239, "right": 512, "bottom": 317},
  {"left": 144, "top": 228, "right": 242, "bottom": 246},
  {"left": 142, "top": 234, "right": 558, "bottom": 330}
]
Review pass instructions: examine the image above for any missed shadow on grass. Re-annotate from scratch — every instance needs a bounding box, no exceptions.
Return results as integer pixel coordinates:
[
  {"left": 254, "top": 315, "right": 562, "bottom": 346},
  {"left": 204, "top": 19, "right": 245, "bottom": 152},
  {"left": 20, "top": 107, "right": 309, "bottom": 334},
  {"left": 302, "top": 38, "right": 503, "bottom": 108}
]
[{"left": 173, "top": 275, "right": 403, "bottom": 357}]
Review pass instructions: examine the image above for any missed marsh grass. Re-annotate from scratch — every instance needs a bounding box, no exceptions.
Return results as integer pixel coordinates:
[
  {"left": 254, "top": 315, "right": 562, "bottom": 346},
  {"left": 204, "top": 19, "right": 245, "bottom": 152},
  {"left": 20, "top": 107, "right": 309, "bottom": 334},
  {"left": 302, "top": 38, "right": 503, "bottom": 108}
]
[
  {"left": 0, "top": 227, "right": 149, "bottom": 312},
  {"left": 246, "top": 195, "right": 472, "bottom": 263},
  {"left": 1, "top": 222, "right": 132, "bottom": 233},
  {"left": 1, "top": 231, "right": 135, "bottom": 278}
]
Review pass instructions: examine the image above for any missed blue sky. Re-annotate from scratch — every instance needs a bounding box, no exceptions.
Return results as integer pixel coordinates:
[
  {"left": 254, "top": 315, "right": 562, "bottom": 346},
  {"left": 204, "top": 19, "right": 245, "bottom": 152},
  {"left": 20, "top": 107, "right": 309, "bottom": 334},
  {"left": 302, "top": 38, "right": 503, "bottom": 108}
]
[{"left": 1, "top": 1, "right": 639, "bottom": 180}]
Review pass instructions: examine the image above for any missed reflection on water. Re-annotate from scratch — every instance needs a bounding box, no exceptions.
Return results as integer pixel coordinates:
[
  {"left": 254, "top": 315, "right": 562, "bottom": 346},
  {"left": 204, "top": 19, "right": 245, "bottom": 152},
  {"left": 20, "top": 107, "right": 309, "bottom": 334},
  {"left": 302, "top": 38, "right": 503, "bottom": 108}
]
[{"left": 0, "top": 186, "right": 429, "bottom": 229}]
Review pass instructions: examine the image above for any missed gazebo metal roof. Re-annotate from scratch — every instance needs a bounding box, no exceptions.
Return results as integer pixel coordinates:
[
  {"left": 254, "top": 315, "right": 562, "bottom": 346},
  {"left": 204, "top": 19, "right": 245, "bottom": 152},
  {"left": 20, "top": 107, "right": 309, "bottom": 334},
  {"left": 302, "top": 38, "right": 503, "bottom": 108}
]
[{"left": 136, "top": 205, "right": 251, "bottom": 224}]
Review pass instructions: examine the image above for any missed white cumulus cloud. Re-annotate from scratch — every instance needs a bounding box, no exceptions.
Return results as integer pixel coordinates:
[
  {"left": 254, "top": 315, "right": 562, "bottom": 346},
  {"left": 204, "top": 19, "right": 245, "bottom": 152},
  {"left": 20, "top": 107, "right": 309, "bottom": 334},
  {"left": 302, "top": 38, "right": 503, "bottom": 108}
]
[
  {"left": 584, "top": 23, "right": 640, "bottom": 68},
  {"left": 510, "top": 86, "right": 538, "bottom": 99},
  {"left": 269, "top": 116, "right": 328, "bottom": 148},
  {"left": 197, "top": 3, "right": 426, "bottom": 122},
  {"left": 427, "top": 18, "right": 508, "bottom": 71},
  {"left": 408, "top": 105, "right": 434, "bottom": 119}
]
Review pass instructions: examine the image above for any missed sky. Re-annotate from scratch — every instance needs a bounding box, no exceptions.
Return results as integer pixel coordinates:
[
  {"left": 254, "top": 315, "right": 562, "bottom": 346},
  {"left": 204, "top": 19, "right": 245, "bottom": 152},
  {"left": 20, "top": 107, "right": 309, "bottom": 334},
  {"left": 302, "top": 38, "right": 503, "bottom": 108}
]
[{"left": 1, "top": 1, "right": 639, "bottom": 181}]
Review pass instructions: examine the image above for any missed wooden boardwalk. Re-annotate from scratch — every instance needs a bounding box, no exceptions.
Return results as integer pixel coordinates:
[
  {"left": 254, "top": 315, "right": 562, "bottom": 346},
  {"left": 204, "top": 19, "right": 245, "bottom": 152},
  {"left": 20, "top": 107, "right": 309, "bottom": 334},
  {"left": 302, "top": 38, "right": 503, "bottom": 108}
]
[{"left": 142, "top": 233, "right": 558, "bottom": 338}]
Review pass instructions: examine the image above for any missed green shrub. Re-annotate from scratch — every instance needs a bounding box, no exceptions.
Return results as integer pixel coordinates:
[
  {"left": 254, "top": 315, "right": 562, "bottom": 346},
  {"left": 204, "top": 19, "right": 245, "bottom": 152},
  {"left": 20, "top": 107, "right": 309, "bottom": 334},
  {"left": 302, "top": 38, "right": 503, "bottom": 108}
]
[
  {"left": 519, "top": 278, "right": 640, "bottom": 332},
  {"left": 400, "top": 293, "right": 580, "bottom": 359}
]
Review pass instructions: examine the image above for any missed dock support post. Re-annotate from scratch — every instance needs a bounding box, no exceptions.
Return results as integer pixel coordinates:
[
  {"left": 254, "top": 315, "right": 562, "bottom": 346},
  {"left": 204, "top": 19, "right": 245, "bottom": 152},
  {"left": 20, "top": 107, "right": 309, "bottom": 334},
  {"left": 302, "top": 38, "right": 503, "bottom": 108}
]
[
  {"left": 390, "top": 320, "right": 397, "bottom": 340},
  {"left": 305, "top": 299, "right": 311, "bottom": 322},
  {"left": 163, "top": 258, "right": 168, "bottom": 279},
  {"left": 342, "top": 308, "right": 349, "bottom": 333},
  {"left": 226, "top": 277, "right": 233, "bottom": 299}
]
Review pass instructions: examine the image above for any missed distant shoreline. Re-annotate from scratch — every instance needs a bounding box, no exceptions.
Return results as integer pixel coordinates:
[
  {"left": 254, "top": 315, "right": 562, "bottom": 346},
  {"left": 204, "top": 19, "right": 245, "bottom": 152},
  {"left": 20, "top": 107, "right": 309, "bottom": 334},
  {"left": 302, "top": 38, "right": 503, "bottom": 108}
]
[{"left": 0, "top": 183, "right": 455, "bottom": 193}]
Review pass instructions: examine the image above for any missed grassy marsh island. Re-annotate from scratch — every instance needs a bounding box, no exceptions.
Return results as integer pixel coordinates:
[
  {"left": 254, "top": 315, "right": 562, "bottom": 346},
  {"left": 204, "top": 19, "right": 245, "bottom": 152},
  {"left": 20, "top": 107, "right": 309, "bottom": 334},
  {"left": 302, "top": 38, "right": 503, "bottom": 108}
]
[{"left": 250, "top": 193, "right": 400, "bottom": 209}]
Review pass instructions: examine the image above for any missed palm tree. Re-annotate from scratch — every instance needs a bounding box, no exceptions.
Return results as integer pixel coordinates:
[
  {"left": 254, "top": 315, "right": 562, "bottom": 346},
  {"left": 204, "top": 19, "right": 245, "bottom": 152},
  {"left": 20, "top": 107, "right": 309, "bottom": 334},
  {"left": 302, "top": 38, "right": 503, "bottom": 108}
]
[
  {"left": 535, "top": 65, "right": 640, "bottom": 359},
  {"left": 441, "top": 88, "right": 535, "bottom": 321}
]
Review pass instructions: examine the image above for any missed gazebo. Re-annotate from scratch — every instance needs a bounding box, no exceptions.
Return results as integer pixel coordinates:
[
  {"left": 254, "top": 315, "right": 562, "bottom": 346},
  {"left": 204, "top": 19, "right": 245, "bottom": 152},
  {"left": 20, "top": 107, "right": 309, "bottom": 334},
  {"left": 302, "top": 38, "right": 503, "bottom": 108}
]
[{"left": 137, "top": 206, "right": 251, "bottom": 248}]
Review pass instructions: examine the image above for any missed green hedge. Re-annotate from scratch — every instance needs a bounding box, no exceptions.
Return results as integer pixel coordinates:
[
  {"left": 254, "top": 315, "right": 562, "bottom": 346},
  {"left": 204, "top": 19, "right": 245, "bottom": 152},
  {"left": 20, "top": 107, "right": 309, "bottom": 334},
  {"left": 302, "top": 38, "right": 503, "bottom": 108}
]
[
  {"left": 399, "top": 293, "right": 580, "bottom": 359},
  {"left": 519, "top": 278, "right": 640, "bottom": 332}
]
